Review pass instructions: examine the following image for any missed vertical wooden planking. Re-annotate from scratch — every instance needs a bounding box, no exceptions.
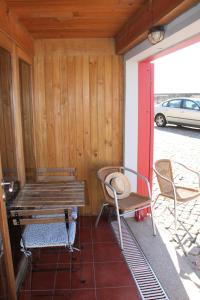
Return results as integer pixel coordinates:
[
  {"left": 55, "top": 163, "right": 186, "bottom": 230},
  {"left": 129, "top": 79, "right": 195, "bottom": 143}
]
[
  {"left": 0, "top": 47, "right": 16, "bottom": 176},
  {"left": 97, "top": 56, "right": 106, "bottom": 207},
  {"left": 67, "top": 56, "right": 77, "bottom": 167},
  {"left": 118, "top": 57, "right": 124, "bottom": 166},
  {"left": 34, "top": 41, "right": 48, "bottom": 168},
  {"left": 19, "top": 60, "right": 36, "bottom": 181},
  {"left": 104, "top": 56, "right": 113, "bottom": 164},
  {"left": 33, "top": 39, "right": 124, "bottom": 215},
  {"left": 112, "top": 56, "right": 120, "bottom": 165},
  {"left": 82, "top": 55, "right": 91, "bottom": 215},
  {"left": 60, "top": 55, "right": 70, "bottom": 167},
  {"left": 75, "top": 56, "right": 84, "bottom": 179},
  {"left": 52, "top": 53, "right": 62, "bottom": 167},
  {"left": 11, "top": 44, "right": 26, "bottom": 186},
  {"left": 89, "top": 55, "right": 99, "bottom": 214},
  {"left": 45, "top": 54, "right": 57, "bottom": 166}
]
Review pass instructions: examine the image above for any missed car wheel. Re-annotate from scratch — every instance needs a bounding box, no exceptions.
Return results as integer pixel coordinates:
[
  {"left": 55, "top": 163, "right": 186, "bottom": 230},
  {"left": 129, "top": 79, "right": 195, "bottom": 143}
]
[{"left": 155, "top": 114, "right": 166, "bottom": 127}]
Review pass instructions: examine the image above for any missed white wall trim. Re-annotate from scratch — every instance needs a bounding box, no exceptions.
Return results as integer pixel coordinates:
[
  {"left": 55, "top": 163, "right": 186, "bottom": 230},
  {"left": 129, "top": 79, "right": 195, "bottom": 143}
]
[{"left": 124, "top": 59, "right": 138, "bottom": 191}]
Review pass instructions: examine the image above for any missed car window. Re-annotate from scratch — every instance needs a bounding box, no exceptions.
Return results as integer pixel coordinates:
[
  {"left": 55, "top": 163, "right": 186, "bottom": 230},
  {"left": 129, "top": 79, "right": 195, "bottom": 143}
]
[
  {"left": 183, "top": 100, "right": 199, "bottom": 110},
  {"left": 162, "top": 102, "right": 169, "bottom": 107},
  {"left": 168, "top": 100, "right": 181, "bottom": 108}
]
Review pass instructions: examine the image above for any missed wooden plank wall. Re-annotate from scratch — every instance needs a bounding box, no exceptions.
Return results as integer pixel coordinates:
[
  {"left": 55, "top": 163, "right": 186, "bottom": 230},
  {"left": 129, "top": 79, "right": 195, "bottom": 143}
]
[
  {"left": 0, "top": 0, "right": 33, "bottom": 55},
  {"left": 0, "top": 0, "right": 34, "bottom": 186},
  {"left": 33, "top": 39, "right": 124, "bottom": 215},
  {"left": 19, "top": 59, "right": 36, "bottom": 182},
  {"left": 0, "top": 47, "right": 17, "bottom": 180}
]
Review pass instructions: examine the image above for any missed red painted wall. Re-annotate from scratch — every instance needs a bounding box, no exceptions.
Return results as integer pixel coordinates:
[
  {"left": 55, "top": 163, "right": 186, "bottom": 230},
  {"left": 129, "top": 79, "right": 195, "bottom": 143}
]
[{"left": 137, "top": 61, "right": 154, "bottom": 196}]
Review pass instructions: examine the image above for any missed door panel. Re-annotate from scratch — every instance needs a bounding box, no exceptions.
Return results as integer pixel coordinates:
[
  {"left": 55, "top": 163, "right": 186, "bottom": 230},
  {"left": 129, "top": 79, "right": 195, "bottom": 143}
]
[
  {"left": 0, "top": 156, "right": 17, "bottom": 300},
  {"left": 0, "top": 231, "right": 8, "bottom": 299},
  {"left": 0, "top": 47, "right": 17, "bottom": 300},
  {"left": 165, "top": 99, "right": 182, "bottom": 123},
  {"left": 19, "top": 59, "right": 36, "bottom": 182},
  {"left": 181, "top": 100, "right": 200, "bottom": 126},
  {"left": 0, "top": 47, "right": 17, "bottom": 181}
]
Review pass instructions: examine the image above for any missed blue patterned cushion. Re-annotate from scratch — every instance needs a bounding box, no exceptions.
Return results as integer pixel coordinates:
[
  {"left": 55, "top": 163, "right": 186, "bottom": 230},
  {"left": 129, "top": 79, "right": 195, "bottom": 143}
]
[{"left": 21, "top": 207, "right": 78, "bottom": 249}]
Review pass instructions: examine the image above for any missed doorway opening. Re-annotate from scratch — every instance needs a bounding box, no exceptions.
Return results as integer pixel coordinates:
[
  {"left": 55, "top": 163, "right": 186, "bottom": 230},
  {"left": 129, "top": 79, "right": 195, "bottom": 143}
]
[{"left": 138, "top": 38, "right": 200, "bottom": 299}]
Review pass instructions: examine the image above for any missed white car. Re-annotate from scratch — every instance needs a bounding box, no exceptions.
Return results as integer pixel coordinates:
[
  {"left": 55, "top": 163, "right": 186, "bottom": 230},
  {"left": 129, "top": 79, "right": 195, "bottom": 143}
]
[{"left": 154, "top": 98, "right": 200, "bottom": 128}]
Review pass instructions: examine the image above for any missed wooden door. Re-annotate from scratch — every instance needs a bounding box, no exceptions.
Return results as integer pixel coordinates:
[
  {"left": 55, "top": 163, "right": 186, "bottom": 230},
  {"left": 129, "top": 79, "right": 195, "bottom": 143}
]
[
  {"left": 0, "top": 45, "right": 18, "bottom": 300},
  {"left": 19, "top": 59, "right": 36, "bottom": 182},
  {"left": 0, "top": 155, "right": 17, "bottom": 300}
]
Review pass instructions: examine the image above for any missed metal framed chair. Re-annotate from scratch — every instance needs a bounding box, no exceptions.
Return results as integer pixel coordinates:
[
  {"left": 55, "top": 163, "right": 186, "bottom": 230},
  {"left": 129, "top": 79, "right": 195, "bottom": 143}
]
[
  {"left": 95, "top": 166, "right": 156, "bottom": 250},
  {"left": 154, "top": 159, "right": 200, "bottom": 250}
]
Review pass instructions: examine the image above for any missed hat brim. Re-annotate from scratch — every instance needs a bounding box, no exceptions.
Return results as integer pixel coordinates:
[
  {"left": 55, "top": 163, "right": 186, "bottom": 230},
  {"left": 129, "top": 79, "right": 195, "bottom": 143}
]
[{"left": 105, "top": 172, "right": 131, "bottom": 199}]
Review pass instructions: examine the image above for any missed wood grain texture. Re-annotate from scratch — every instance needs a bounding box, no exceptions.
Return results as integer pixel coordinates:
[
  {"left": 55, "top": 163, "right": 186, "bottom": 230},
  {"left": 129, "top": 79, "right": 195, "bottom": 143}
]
[
  {"left": 5, "top": 0, "right": 198, "bottom": 52},
  {"left": 6, "top": 0, "right": 146, "bottom": 39},
  {"left": 19, "top": 59, "right": 36, "bottom": 182},
  {"left": 0, "top": 157, "right": 17, "bottom": 300},
  {"left": 0, "top": 47, "right": 17, "bottom": 180},
  {"left": 0, "top": 0, "right": 34, "bottom": 186},
  {"left": 11, "top": 44, "right": 26, "bottom": 186},
  {"left": 0, "top": 0, "right": 34, "bottom": 55},
  {"left": 33, "top": 39, "right": 124, "bottom": 215},
  {"left": 116, "top": 0, "right": 199, "bottom": 54}
]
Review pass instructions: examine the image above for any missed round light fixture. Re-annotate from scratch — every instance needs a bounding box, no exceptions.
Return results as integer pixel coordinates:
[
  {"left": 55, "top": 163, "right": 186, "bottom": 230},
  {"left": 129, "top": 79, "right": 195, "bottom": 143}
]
[{"left": 148, "top": 25, "right": 165, "bottom": 45}]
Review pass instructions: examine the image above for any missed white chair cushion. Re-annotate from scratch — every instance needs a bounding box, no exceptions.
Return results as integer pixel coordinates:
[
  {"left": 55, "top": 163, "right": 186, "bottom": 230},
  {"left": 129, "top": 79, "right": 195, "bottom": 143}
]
[
  {"left": 21, "top": 207, "right": 78, "bottom": 249},
  {"left": 21, "top": 221, "right": 76, "bottom": 249}
]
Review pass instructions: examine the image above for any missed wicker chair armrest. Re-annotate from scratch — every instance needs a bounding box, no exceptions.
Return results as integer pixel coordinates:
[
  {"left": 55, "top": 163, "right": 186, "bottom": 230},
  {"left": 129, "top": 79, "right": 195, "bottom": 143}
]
[
  {"left": 123, "top": 167, "right": 152, "bottom": 199},
  {"left": 173, "top": 161, "right": 200, "bottom": 188}
]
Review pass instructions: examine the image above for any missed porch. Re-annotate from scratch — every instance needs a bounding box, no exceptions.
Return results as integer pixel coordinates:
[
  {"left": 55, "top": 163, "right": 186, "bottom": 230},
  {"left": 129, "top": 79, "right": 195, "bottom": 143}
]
[{"left": 0, "top": 1, "right": 200, "bottom": 300}]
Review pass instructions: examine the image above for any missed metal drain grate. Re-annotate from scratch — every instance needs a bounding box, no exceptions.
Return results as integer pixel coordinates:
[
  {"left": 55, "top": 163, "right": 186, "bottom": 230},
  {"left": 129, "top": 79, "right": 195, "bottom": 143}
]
[{"left": 111, "top": 219, "right": 169, "bottom": 300}]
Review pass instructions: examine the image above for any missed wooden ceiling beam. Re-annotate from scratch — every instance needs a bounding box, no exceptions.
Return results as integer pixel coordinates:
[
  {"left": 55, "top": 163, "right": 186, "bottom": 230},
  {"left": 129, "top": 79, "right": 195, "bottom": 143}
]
[{"left": 115, "top": 0, "right": 199, "bottom": 54}]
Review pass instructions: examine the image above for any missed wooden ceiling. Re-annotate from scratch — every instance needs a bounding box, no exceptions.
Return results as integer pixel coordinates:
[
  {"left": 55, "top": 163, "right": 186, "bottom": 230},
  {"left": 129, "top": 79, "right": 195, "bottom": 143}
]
[
  {"left": 6, "top": 0, "right": 148, "bottom": 38},
  {"left": 5, "top": 0, "right": 199, "bottom": 53}
]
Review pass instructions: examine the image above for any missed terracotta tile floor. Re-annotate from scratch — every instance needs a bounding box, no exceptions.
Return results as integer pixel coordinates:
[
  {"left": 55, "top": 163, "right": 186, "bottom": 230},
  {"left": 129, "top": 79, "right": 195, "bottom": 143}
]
[{"left": 18, "top": 217, "right": 140, "bottom": 300}]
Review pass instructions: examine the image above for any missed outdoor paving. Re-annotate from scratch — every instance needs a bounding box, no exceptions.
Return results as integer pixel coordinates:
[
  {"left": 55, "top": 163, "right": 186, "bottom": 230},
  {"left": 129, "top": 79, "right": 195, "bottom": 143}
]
[{"left": 152, "top": 125, "right": 200, "bottom": 273}]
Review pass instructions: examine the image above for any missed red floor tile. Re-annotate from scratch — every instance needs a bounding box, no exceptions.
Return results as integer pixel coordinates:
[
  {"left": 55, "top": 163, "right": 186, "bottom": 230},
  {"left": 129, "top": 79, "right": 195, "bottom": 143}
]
[
  {"left": 31, "top": 268, "right": 56, "bottom": 290},
  {"left": 92, "top": 226, "right": 116, "bottom": 243},
  {"left": 57, "top": 250, "right": 72, "bottom": 264},
  {"left": 95, "top": 261, "right": 134, "bottom": 288},
  {"left": 79, "top": 216, "right": 96, "bottom": 227},
  {"left": 93, "top": 242, "right": 123, "bottom": 262},
  {"left": 71, "top": 263, "right": 95, "bottom": 290},
  {"left": 21, "top": 270, "right": 31, "bottom": 290},
  {"left": 58, "top": 243, "right": 93, "bottom": 264},
  {"left": 54, "top": 265, "right": 71, "bottom": 290},
  {"left": 96, "top": 286, "right": 139, "bottom": 300},
  {"left": 70, "top": 289, "right": 96, "bottom": 300},
  {"left": 79, "top": 227, "right": 92, "bottom": 243},
  {"left": 33, "top": 248, "right": 60, "bottom": 264},
  {"left": 19, "top": 217, "right": 139, "bottom": 300},
  {"left": 18, "top": 291, "right": 53, "bottom": 300}
]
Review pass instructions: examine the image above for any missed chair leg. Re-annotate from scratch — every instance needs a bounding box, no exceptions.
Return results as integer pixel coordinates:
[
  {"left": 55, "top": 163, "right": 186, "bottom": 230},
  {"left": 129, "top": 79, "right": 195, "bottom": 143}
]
[
  {"left": 153, "top": 194, "right": 161, "bottom": 207},
  {"left": 116, "top": 208, "right": 124, "bottom": 250},
  {"left": 95, "top": 203, "right": 108, "bottom": 227},
  {"left": 150, "top": 203, "right": 156, "bottom": 236},
  {"left": 174, "top": 199, "right": 177, "bottom": 233}
]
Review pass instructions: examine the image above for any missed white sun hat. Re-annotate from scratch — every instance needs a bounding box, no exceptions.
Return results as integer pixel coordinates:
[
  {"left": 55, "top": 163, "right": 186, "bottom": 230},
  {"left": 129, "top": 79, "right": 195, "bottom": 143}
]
[{"left": 105, "top": 172, "right": 131, "bottom": 199}]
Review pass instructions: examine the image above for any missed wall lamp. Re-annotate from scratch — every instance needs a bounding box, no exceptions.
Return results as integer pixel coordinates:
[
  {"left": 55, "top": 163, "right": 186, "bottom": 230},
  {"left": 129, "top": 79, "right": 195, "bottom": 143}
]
[{"left": 148, "top": 25, "right": 165, "bottom": 45}]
